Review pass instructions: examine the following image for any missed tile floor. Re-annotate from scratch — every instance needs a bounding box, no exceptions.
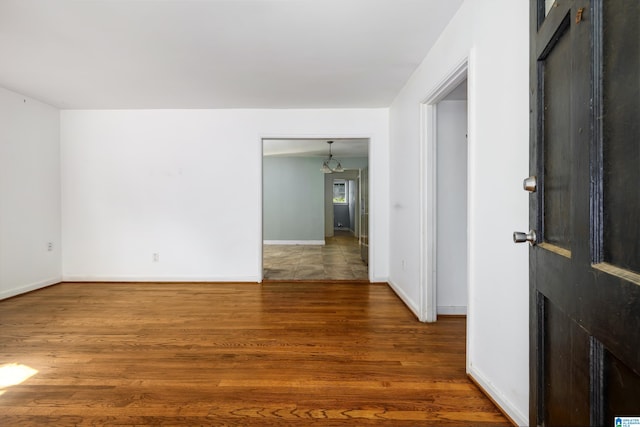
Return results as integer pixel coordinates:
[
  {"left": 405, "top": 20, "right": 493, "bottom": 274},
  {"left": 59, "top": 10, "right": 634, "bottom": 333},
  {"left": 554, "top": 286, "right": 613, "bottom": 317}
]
[{"left": 263, "top": 230, "right": 369, "bottom": 281}]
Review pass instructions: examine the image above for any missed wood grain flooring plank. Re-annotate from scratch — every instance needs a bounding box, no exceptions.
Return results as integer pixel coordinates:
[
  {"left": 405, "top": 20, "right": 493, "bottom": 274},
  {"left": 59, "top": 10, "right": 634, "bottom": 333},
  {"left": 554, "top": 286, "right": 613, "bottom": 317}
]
[{"left": 0, "top": 282, "right": 511, "bottom": 426}]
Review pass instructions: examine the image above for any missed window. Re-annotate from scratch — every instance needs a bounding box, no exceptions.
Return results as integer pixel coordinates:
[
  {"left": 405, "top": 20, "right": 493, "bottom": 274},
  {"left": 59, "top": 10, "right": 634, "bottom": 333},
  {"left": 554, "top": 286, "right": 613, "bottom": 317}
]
[{"left": 333, "top": 180, "right": 347, "bottom": 204}]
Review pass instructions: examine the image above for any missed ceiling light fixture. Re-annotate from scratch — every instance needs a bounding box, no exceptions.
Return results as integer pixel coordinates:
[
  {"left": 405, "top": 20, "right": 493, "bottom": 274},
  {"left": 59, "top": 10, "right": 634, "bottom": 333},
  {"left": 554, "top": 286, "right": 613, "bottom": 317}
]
[{"left": 321, "top": 141, "right": 344, "bottom": 173}]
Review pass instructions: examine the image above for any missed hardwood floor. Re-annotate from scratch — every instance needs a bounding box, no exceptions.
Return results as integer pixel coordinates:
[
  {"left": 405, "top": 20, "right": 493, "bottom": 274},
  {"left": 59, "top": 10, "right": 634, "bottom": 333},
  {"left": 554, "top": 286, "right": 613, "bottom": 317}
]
[{"left": 0, "top": 282, "right": 510, "bottom": 426}]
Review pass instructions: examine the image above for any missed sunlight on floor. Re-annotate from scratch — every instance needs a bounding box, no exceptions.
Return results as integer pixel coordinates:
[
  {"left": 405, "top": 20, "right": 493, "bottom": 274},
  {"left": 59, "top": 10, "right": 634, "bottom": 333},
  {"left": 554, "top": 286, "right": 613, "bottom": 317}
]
[{"left": 0, "top": 363, "right": 38, "bottom": 396}]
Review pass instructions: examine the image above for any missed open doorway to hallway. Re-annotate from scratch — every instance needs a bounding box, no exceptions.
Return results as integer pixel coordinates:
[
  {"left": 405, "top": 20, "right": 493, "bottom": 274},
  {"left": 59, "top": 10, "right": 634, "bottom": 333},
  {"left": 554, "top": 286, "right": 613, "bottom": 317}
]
[
  {"left": 262, "top": 138, "right": 369, "bottom": 281},
  {"left": 435, "top": 79, "right": 468, "bottom": 316},
  {"left": 420, "top": 59, "right": 469, "bottom": 322}
]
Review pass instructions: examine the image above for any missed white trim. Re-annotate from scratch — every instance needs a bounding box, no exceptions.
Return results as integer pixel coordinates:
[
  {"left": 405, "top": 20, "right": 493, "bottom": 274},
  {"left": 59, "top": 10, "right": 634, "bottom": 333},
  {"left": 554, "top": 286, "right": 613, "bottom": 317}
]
[
  {"left": 418, "top": 102, "right": 438, "bottom": 322},
  {"left": 465, "top": 49, "right": 478, "bottom": 389},
  {"left": 419, "top": 56, "right": 469, "bottom": 323},
  {"left": 259, "top": 136, "right": 264, "bottom": 283},
  {"left": 387, "top": 279, "right": 420, "bottom": 319},
  {"left": 422, "top": 59, "right": 469, "bottom": 103},
  {"left": 62, "top": 275, "right": 261, "bottom": 283},
  {"left": 0, "top": 277, "right": 62, "bottom": 300},
  {"left": 468, "top": 365, "right": 528, "bottom": 427},
  {"left": 437, "top": 305, "right": 467, "bottom": 315},
  {"left": 263, "top": 240, "right": 325, "bottom": 245}
]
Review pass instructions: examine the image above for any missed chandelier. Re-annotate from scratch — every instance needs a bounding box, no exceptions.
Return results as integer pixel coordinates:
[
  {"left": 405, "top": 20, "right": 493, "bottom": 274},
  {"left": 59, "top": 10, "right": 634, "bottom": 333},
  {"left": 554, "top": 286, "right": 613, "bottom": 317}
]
[{"left": 320, "top": 141, "right": 344, "bottom": 173}]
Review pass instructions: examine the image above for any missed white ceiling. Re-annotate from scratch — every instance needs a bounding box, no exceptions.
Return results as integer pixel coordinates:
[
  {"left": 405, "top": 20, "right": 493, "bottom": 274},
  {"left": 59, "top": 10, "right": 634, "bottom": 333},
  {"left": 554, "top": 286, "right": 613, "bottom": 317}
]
[
  {"left": 263, "top": 138, "right": 368, "bottom": 157},
  {"left": 0, "top": 0, "right": 463, "bottom": 109}
]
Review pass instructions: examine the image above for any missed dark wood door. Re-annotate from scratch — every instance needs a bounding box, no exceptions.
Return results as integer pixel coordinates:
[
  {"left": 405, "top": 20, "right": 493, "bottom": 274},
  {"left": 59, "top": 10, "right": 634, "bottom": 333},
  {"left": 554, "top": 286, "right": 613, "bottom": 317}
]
[{"left": 529, "top": 0, "right": 640, "bottom": 425}]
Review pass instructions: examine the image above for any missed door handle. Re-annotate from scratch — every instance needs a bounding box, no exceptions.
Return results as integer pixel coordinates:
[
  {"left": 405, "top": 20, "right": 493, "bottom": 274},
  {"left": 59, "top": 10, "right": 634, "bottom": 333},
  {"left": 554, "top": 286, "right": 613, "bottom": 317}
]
[
  {"left": 513, "top": 230, "right": 537, "bottom": 246},
  {"left": 523, "top": 176, "right": 537, "bottom": 192}
]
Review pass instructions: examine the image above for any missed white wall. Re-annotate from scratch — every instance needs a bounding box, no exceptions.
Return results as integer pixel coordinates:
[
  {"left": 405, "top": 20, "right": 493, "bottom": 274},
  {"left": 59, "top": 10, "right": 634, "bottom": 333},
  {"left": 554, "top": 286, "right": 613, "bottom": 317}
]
[
  {"left": 436, "top": 100, "right": 468, "bottom": 315},
  {"left": 61, "top": 109, "right": 389, "bottom": 282},
  {"left": 388, "top": 0, "right": 529, "bottom": 425},
  {"left": 0, "top": 87, "right": 61, "bottom": 299}
]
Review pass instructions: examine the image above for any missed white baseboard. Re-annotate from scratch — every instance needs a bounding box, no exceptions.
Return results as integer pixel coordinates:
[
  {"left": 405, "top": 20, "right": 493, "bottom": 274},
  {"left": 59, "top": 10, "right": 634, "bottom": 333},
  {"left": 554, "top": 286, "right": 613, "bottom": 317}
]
[
  {"left": 0, "top": 277, "right": 62, "bottom": 300},
  {"left": 387, "top": 279, "right": 420, "bottom": 320},
  {"left": 437, "top": 305, "right": 467, "bottom": 315},
  {"left": 263, "top": 240, "right": 325, "bottom": 245},
  {"left": 62, "top": 275, "right": 261, "bottom": 283},
  {"left": 468, "top": 365, "right": 528, "bottom": 427}
]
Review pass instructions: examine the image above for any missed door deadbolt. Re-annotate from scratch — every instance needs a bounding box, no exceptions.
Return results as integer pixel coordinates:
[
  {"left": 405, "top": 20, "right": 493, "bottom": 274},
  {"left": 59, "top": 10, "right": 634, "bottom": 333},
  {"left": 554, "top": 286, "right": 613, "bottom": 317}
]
[
  {"left": 523, "top": 176, "right": 537, "bottom": 192},
  {"left": 513, "top": 230, "right": 537, "bottom": 246}
]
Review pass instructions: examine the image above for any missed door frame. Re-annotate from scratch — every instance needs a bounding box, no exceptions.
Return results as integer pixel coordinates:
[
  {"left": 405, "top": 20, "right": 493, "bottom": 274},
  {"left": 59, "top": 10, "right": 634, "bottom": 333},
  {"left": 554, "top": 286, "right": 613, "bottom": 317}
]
[
  {"left": 419, "top": 57, "right": 471, "bottom": 322},
  {"left": 260, "top": 136, "right": 371, "bottom": 283},
  {"left": 325, "top": 170, "right": 361, "bottom": 238}
]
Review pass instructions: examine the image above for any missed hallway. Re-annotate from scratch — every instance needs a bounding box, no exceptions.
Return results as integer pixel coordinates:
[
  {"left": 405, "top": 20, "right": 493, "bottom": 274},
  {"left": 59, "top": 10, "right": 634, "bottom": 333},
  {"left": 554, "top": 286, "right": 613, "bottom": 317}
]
[{"left": 263, "top": 230, "right": 368, "bottom": 281}]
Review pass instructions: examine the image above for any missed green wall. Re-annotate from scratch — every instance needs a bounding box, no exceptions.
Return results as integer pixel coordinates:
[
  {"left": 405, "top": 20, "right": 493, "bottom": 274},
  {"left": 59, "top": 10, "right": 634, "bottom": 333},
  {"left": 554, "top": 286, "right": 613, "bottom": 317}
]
[
  {"left": 263, "top": 157, "right": 324, "bottom": 241},
  {"left": 263, "top": 156, "right": 368, "bottom": 242}
]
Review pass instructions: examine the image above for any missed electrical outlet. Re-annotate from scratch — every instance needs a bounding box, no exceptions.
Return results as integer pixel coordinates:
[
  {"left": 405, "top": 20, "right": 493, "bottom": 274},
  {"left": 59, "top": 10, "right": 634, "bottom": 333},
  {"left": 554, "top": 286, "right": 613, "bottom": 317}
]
[
  {"left": 47, "top": 242, "right": 53, "bottom": 252},
  {"left": 153, "top": 253, "right": 159, "bottom": 262}
]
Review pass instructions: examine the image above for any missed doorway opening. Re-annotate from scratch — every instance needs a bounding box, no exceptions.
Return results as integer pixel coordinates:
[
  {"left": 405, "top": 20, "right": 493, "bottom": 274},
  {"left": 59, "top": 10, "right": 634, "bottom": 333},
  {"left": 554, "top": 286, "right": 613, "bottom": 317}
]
[
  {"left": 435, "top": 81, "right": 468, "bottom": 316},
  {"left": 420, "top": 59, "right": 469, "bottom": 322},
  {"left": 262, "top": 138, "right": 370, "bottom": 281}
]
